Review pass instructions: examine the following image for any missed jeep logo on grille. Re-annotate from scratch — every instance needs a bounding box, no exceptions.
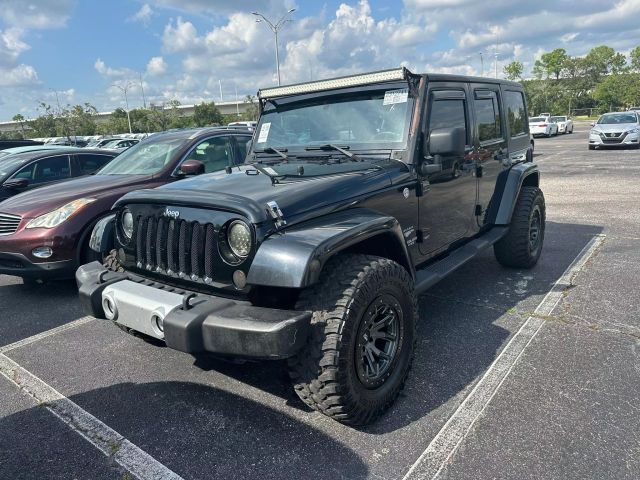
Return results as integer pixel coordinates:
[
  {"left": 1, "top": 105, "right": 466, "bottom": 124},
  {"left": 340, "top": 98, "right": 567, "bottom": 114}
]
[{"left": 163, "top": 208, "right": 180, "bottom": 219}]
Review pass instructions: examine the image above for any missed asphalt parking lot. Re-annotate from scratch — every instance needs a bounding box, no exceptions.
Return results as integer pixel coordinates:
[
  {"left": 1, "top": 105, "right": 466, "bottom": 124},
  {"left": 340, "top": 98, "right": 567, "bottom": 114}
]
[{"left": 1, "top": 122, "right": 639, "bottom": 480}]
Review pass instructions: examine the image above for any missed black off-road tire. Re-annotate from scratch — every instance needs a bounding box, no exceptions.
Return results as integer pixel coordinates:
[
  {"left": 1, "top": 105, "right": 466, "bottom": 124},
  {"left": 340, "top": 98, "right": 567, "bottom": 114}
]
[
  {"left": 103, "top": 249, "right": 124, "bottom": 272},
  {"left": 288, "top": 254, "right": 417, "bottom": 426},
  {"left": 494, "top": 186, "right": 545, "bottom": 269}
]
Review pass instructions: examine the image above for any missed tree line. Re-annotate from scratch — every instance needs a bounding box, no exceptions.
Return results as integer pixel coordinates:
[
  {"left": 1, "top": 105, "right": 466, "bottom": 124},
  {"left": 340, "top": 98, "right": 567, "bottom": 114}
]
[
  {"left": 3, "top": 96, "right": 260, "bottom": 140},
  {"left": 503, "top": 45, "right": 640, "bottom": 116}
]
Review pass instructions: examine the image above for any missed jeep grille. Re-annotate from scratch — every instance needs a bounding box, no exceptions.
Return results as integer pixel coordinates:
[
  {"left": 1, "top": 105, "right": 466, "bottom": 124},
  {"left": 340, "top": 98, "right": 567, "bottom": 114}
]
[{"left": 135, "top": 216, "right": 217, "bottom": 282}]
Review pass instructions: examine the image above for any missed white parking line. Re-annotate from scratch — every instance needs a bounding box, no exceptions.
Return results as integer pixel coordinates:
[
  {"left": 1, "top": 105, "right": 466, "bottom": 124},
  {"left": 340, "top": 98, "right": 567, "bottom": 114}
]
[
  {"left": 0, "top": 316, "right": 94, "bottom": 354},
  {"left": 402, "top": 234, "right": 606, "bottom": 480},
  {"left": 0, "top": 353, "right": 184, "bottom": 480}
]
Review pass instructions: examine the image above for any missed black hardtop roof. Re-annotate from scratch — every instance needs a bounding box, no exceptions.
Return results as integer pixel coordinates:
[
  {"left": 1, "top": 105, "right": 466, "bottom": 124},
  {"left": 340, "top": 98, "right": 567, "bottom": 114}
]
[{"left": 423, "top": 72, "right": 523, "bottom": 88}]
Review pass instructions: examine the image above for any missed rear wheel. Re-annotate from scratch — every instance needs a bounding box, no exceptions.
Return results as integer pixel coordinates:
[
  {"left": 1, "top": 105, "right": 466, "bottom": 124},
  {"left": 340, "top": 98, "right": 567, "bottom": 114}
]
[
  {"left": 494, "top": 187, "right": 545, "bottom": 269},
  {"left": 288, "top": 254, "right": 416, "bottom": 426}
]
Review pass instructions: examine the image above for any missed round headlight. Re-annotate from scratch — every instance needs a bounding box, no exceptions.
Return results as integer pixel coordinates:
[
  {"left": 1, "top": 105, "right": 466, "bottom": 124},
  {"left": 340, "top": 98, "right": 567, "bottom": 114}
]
[
  {"left": 122, "top": 211, "right": 134, "bottom": 239},
  {"left": 227, "top": 221, "right": 252, "bottom": 258}
]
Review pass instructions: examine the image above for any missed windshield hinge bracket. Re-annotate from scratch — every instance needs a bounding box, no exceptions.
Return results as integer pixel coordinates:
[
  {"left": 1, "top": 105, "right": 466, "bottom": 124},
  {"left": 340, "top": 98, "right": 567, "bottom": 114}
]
[{"left": 266, "top": 201, "right": 286, "bottom": 228}]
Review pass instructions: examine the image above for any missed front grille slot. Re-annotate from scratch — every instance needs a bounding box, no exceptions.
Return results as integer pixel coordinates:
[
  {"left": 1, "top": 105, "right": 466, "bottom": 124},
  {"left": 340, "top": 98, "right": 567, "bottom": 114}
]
[
  {"left": 0, "top": 213, "right": 22, "bottom": 236},
  {"left": 133, "top": 215, "right": 221, "bottom": 282},
  {"left": 178, "top": 220, "right": 189, "bottom": 276}
]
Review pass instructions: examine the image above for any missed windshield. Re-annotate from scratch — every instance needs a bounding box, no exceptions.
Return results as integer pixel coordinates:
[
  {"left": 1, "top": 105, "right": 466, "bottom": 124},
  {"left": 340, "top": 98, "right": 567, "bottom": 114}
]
[
  {"left": 0, "top": 156, "right": 29, "bottom": 182},
  {"left": 529, "top": 117, "right": 547, "bottom": 123},
  {"left": 597, "top": 113, "right": 638, "bottom": 124},
  {"left": 551, "top": 116, "right": 566, "bottom": 122},
  {"left": 98, "top": 137, "right": 185, "bottom": 175},
  {"left": 254, "top": 88, "right": 413, "bottom": 153}
]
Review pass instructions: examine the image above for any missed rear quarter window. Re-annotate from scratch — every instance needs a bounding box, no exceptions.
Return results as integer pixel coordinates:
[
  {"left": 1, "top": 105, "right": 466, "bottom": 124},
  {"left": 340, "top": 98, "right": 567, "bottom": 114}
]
[{"left": 504, "top": 91, "right": 527, "bottom": 137}]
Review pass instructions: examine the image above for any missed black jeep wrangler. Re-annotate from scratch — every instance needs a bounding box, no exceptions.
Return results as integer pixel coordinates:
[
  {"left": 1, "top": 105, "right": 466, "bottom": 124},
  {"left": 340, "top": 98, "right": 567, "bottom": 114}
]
[{"left": 78, "top": 68, "right": 544, "bottom": 426}]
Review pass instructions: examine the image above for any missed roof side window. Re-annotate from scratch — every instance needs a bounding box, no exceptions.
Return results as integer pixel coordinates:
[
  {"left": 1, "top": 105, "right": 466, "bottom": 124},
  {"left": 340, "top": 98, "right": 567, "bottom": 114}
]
[{"left": 504, "top": 90, "right": 527, "bottom": 137}]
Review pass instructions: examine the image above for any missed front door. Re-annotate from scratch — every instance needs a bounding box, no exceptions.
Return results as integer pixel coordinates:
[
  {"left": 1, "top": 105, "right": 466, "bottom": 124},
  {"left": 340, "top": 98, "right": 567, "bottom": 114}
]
[
  {"left": 418, "top": 84, "right": 478, "bottom": 257},
  {"left": 470, "top": 85, "right": 508, "bottom": 231}
]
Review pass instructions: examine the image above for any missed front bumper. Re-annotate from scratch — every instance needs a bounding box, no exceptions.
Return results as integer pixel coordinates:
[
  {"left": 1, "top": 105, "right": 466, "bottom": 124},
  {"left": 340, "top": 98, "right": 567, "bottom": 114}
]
[
  {"left": 0, "top": 251, "right": 76, "bottom": 278},
  {"left": 76, "top": 262, "right": 311, "bottom": 359},
  {"left": 589, "top": 131, "right": 639, "bottom": 147}
]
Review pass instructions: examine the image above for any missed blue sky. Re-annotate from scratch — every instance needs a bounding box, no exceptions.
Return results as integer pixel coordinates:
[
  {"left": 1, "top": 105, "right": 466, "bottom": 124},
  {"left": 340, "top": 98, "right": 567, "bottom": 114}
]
[{"left": 1, "top": 0, "right": 639, "bottom": 119}]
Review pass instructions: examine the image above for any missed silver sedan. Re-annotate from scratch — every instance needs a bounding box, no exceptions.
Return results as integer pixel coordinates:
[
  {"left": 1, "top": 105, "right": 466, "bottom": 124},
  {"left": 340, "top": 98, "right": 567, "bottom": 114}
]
[{"left": 588, "top": 112, "right": 640, "bottom": 150}]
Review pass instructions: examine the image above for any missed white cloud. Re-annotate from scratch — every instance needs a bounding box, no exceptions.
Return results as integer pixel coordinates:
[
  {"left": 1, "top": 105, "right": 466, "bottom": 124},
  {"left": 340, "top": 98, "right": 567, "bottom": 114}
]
[
  {"left": 146, "top": 56, "right": 168, "bottom": 76},
  {"left": 0, "top": 63, "right": 38, "bottom": 86},
  {"left": 0, "top": 0, "right": 74, "bottom": 29},
  {"left": 128, "top": 3, "right": 154, "bottom": 24},
  {"left": 94, "top": 58, "right": 132, "bottom": 78}
]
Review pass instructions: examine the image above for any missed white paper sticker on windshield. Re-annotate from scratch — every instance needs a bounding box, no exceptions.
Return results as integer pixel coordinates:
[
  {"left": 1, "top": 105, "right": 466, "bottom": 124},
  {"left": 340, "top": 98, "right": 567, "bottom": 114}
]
[
  {"left": 383, "top": 89, "right": 409, "bottom": 105},
  {"left": 257, "top": 122, "right": 271, "bottom": 143}
]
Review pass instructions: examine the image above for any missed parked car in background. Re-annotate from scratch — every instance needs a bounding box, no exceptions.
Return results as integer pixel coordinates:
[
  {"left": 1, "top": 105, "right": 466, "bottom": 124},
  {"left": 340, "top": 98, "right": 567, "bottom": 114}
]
[
  {"left": 538, "top": 112, "right": 551, "bottom": 117},
  {"left": 628, "top": 107, "right": 640, "bottom": 112},
  {"left": 86, "top": 138, "right": 123, "bottom": 148},
  {"left": 101, "top": 138, "right": 139, "bottom": 152},
  {"left": 0, "top": 144, "right": 70, "bottom": 160},
  {"left": 0, "top": 139, "right": 43, "bottom": 151},
  {"left": 0, "top": 127, "right": 252, "bottom": 282},
  {"left": 550, "top": 116, "right": 574, "bottom": 134},
  {"left": 588, "top": 111, "right": 640, "bottom": 150},
  {"left": 0, "top": 148, "right": 116, "bottom": 202},
  {"left": 228, "top": 121, "right": 257, "bottom": 130},
  {"left": 529, "top": 116, "right": 558, "bottom": 137}
]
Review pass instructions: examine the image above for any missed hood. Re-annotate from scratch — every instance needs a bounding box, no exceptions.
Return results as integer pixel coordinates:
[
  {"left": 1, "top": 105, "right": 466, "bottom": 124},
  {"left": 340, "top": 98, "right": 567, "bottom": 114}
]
[
  {"left": 0, "top": 174, "right": 153, "bottom": 218},
  {"left": 116, "top": 163, "right": 393, "bottom": 226},
  {"left": 592, "top": 123, "right": 639, "bottom": 133}
]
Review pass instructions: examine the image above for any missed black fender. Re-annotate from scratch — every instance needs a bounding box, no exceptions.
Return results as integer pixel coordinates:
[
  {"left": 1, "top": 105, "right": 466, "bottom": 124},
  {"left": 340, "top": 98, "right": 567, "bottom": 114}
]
[
  {"left": 89, "top": 214, "right": 116, "bottom": 254},
  {"left": 246, "top": 208, "right": 414, "bottom": 288},
  {"left": 486, "top": 162, "right": 540, "bottom": 226}
]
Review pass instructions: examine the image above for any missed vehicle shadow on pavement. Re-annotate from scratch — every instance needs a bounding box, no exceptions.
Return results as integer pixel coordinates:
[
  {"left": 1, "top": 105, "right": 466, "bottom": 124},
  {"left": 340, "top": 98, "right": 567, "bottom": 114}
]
[
  {"left": 0, "top": 381, "right": 369, "bottom": 480},
  {"left": 0, "top": 278, "right": 82, "bottom": 346},
  {"left": 181, "top": 221, "right": 604, "bottom": 434}
]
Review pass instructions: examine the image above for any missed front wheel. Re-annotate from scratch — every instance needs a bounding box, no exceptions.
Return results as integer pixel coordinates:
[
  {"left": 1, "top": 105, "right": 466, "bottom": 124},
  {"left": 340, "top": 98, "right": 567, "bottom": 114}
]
[
  {"left": 494, "top": 187, "right": 546, "bottom": 269},
  {"left": 288, "top": 254, "right": 416, "bottom": 426}
]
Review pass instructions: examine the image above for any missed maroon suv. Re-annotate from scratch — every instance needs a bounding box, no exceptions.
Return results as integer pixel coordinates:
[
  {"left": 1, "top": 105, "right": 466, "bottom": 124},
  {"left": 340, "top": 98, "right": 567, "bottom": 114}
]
[{"left": 0, "top": 127, "right": 253, "bottom": 282}]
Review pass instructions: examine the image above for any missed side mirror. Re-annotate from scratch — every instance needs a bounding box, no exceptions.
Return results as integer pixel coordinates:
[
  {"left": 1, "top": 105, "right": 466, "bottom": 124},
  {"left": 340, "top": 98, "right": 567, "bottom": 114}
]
[
  {"left": 428, "top": 127, "right": 465, "bottom": 156},
  {"left": 4, "top": 178, "right": 29, "bottom": 190},
  {"left": 177, "top": 159, "right": 205, "bottom": 177}
]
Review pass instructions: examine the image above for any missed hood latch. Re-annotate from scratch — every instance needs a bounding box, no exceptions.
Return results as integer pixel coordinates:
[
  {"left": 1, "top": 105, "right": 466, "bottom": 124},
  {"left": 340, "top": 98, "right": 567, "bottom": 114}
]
[{"left": 266, "top": 201, "right": 286, "bottom": 229}]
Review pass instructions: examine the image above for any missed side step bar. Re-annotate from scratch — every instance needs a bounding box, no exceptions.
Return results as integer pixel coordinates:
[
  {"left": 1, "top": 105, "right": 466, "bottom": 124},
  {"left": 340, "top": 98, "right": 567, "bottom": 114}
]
[{"left": 415, "top": 227, "right": 508, "bottom": 294}]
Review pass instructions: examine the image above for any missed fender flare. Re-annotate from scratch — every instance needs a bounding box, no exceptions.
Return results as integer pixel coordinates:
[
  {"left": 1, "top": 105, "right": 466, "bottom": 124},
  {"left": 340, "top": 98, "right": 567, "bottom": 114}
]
[
  {"left": 488, "top": 162, "right": 540, "bottom": 226},
  {"left": 247, "top": 208, "right": 414, "bottom": 288},
  {"left": 88, "top": 214, "right": 116, "bottom": 254}
]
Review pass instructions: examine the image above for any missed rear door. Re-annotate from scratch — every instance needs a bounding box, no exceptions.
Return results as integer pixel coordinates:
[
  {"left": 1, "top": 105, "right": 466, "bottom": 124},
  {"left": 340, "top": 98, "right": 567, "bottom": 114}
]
[{"left": 470, "top": 84, "right": 507, "bottom": 230}]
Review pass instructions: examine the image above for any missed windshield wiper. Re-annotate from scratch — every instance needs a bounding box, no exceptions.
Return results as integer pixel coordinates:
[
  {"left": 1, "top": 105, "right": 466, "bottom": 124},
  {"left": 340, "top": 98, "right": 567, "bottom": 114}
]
[
  {"left": 304, "top": 144, "right": 360, "bottom": 162},
  {"left": 254, "top": 146, "right": 289, "bottom": 161}
]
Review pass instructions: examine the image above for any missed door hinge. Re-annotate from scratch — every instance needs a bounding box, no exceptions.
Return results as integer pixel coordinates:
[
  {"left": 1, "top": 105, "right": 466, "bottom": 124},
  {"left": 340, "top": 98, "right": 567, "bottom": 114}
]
[
  {"left": 475, "top": 204, "right": 482, "bottom": 216},
  {"left": 416, "top": 229, "right": 425, "bottom": 243}
]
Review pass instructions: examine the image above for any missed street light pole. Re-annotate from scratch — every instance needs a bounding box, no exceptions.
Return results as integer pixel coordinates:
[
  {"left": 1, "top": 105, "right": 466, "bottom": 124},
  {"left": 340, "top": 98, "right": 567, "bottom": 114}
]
[
  {"left": 252, "top": 9, "right": 296, "bottom": 86},
  {"left": 113, "top": 81, "right": 134, "bottom": 134},
  {"left": 479, "top": 52, "right": 484, "bottom": 77}
]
